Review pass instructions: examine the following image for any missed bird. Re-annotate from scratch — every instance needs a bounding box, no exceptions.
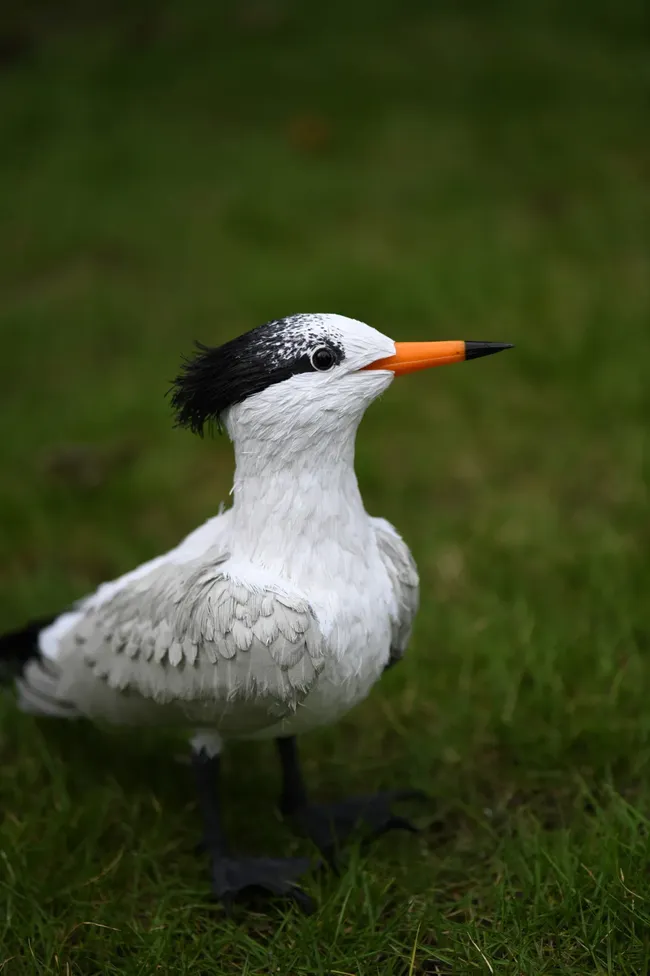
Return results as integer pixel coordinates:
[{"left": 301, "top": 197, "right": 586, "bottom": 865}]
[{"left": 0, "top": 313, "right": 512, "bottom": 913}]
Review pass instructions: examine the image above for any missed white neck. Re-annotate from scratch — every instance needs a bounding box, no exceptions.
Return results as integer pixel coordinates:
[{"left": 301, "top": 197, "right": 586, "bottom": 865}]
[{"left": 228, "top": 420, "right": 369, "bottom": 580}]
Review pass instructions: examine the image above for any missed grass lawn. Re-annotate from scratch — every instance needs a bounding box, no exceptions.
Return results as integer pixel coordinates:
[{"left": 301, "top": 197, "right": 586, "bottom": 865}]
[{"left": 1, "top": 1, "right": 650, "bottom": 972}]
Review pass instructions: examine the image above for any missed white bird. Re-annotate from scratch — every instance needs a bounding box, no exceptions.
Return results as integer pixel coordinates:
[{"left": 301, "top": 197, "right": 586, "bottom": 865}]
[{"left": 0, "top": 313, "right": 511, "bottom": 912}]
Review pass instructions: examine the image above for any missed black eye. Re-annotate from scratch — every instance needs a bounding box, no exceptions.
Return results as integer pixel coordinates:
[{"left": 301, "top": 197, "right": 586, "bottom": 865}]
[{"left": 310, "top": 346, "right": 336, "bottom": 371}]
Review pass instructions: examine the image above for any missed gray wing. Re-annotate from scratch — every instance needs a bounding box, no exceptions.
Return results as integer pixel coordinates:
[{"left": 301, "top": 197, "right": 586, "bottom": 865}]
[
  {"left": 20, "top": 548, "right": 326, "bottom": 732},
  {"left": 371, "top": 517, "right": 419, "bottom": 668}
]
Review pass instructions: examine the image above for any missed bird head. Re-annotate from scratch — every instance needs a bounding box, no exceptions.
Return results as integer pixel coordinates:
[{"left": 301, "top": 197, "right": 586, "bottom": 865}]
[{"left": 170, "top": 313, "right": 512, "bottom": 447}]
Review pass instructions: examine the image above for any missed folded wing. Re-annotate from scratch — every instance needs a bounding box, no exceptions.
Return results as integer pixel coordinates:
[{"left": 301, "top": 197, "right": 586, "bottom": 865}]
[
  {"left": 19, "top": 549, "right": 326, "bottom": 733},
  {"left": 371, "top": 517, "right": 419, "bottom": 668}
]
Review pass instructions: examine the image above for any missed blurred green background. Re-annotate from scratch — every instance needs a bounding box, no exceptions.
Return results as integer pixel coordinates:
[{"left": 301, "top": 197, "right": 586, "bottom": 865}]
[{"left": 1, "top": 1, "right": 649, "bottom": 973}]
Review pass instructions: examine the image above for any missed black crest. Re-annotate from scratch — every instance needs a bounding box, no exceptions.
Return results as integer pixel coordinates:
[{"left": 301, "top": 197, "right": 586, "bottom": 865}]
[{"left": 169, "top": 315, "right": 345, "bottom": 435}]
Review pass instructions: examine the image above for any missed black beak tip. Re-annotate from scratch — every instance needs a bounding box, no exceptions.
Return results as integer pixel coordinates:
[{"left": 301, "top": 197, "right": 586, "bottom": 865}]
[{"left": 464, "top": 341, "right": 514, "bottom": 361}]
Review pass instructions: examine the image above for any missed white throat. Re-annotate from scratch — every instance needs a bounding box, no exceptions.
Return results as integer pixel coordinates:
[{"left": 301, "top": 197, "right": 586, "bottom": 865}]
[
  {"left": 227, "top": 412, "right": 369, "bottom": 581},
  {"left": 220, "top": 358, "right": 393, "bottom": 582}
]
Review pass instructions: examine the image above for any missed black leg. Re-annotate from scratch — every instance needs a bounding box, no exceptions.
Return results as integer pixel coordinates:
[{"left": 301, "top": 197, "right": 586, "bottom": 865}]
[
  {"left": 191, "top": 748, "right": 314, "bottom": 913},
  {"left": 275, "top": 736, "right": 426, "bottom": 864},
  {"left": 192, "top": 751, "right": 229, "bottom": 854},
  {"left": 276, "top": 735, "right": 309, "bottom": 814}
]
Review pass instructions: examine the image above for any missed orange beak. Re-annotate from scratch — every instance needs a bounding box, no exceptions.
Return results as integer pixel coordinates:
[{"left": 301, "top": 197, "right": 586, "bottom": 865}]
[{"left": 362, "top": 340, "right": 513, "bottom": 376}]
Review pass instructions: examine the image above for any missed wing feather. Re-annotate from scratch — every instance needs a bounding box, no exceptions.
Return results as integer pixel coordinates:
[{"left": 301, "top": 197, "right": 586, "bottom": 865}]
[
  {"left": 371, "top": 517, "right": 419, "bottom": 667},
  {"left": 27, "top": 555, "right": 326, "bottom": 733}
]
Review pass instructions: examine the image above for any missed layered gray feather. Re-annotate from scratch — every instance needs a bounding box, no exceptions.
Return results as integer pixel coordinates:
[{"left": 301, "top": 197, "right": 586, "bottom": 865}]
[{"left": 21, "top": 549, "right": 326, "bottom": 732}]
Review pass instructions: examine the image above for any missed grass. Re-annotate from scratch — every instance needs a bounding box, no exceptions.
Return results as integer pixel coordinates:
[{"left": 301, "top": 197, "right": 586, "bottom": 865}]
[{"left": 1, "top": 0, "right": 649, "bottom": 972}]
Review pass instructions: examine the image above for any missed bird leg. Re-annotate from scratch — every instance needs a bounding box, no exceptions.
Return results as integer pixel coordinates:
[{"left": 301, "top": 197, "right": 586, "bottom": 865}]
[
  {"left": 191, "top": 749, "right": 314, "bottom": 913},
  {"left": 276, "top": 736, "right": 425, "bottom": 865}
]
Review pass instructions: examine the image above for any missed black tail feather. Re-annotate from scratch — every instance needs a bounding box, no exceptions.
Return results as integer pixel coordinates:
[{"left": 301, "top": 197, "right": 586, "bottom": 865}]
[{"left": 0, "top": 616, "right": 57, "bottom": 679}]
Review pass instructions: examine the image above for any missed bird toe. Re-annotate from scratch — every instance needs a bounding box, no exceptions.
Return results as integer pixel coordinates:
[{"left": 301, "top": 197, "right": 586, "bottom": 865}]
[
  {"left": 209, "top": 854, "right": 315, "bottom": 913},
  {"left": 287, "top": 789, "right": 426, "bottom": 859}
]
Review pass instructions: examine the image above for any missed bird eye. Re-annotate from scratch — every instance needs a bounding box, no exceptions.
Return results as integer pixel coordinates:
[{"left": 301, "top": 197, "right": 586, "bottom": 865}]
[{"left": 310, "top": 346, "right": 336, "bottom": 371}]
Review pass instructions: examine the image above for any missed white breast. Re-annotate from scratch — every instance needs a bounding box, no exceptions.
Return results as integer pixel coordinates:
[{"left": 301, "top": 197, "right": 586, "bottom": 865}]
[{"left": 243, "top": 534, "right": 396, "bottom": 741}]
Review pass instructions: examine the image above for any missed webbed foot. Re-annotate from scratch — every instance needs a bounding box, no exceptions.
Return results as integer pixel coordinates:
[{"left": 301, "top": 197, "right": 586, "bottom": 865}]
[
  {"left": 289, "top": 789, "right": 426, "bottom": 863},
  {"left": 208, "top": 853, "right": 315, "bottom": 914}
]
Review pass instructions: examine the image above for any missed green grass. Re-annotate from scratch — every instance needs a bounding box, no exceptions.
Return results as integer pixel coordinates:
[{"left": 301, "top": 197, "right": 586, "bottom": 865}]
[{"left": 1, "top": 1, "right": 650, "bottom": 972}]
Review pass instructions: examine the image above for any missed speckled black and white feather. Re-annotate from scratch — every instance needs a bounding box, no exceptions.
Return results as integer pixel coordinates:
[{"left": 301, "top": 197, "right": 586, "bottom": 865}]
[{"left": 170, "top": 314, "right": 345, "bottom": 435}]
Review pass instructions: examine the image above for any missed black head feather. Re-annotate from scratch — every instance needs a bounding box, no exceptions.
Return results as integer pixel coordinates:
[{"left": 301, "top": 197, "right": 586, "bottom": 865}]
[{"left": 169, "top": 315, "right": 345, "bottom": 435}]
